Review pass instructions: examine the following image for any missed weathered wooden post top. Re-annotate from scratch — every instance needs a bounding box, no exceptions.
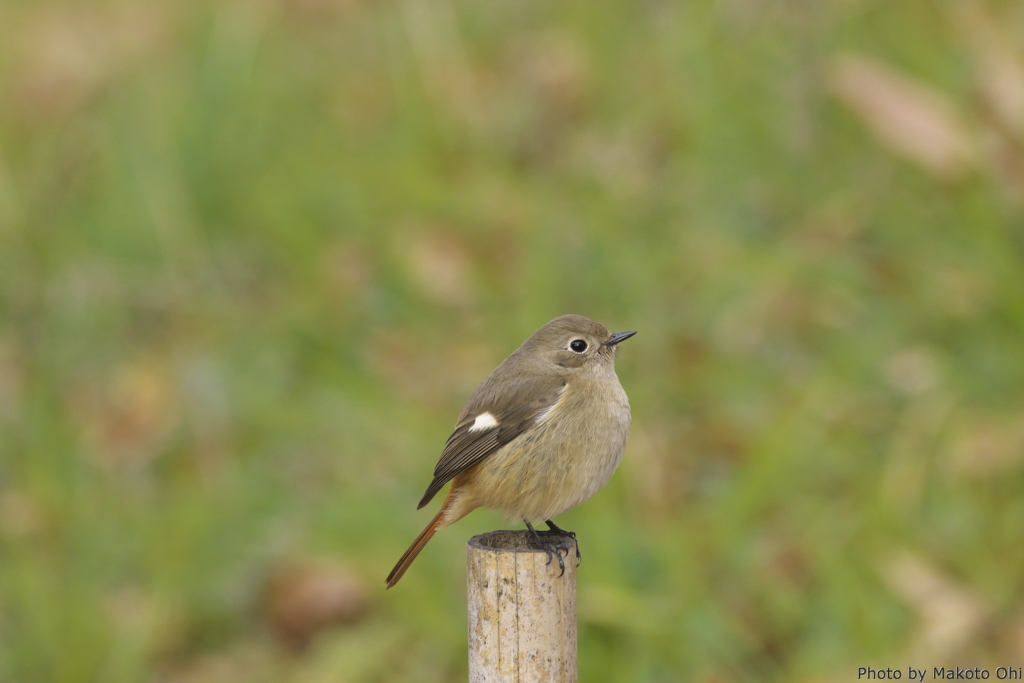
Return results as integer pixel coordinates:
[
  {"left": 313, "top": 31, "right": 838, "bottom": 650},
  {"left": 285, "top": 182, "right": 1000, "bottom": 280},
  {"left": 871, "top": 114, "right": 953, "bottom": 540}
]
[{"left": 467, "top": 530, "right": 578, "bottom": 683}]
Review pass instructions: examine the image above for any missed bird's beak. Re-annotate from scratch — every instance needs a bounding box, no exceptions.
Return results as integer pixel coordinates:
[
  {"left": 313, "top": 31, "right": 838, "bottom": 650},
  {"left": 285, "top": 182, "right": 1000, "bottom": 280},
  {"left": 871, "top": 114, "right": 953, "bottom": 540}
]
[{"left": 604, "top": 330, "right": 637, "bottom": 346}]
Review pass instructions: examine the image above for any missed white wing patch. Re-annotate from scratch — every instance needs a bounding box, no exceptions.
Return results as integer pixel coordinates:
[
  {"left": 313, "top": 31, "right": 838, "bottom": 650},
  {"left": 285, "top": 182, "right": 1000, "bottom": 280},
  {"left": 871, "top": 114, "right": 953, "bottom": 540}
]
[{"left": 468, "top": 412, "right": 499, "bottom": 433}]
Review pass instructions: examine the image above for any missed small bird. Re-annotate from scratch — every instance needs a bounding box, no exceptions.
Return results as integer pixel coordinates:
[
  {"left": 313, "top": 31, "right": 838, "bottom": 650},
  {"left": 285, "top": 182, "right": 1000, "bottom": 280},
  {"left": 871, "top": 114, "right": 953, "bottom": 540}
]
[{"left": 385, "top": 314, "right": 635, "bottom": 589}]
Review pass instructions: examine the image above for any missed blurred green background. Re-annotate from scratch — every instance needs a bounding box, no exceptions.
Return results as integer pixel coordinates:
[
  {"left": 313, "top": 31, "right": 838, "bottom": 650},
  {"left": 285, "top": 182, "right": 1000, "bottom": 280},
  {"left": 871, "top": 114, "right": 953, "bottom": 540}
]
[{"left": 2, "top": 0, "right": 1024, "bottom": 681}]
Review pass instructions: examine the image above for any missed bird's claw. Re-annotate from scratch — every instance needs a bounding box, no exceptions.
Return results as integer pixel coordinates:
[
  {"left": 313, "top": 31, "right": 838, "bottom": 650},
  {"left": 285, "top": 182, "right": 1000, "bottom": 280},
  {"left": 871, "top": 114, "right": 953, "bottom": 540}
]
[
  {"left": 525, "top": 521, "right": 571, "bottom": 577},
  {"left": 543, "top": 520, "right": 581, "bottom": 567},
  {"left": 543, "top": 544, "right": 567, "bottom": 576}
]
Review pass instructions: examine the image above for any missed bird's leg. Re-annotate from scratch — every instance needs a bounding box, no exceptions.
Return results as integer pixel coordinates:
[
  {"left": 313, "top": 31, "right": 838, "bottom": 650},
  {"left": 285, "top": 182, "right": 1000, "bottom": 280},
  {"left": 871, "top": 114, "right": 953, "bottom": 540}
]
[
  {"left": 545, "top": 519, "right": 581, "bottom": 567},
  {"left": 524, "top": 520, "right": 566, "bottom": 576}
]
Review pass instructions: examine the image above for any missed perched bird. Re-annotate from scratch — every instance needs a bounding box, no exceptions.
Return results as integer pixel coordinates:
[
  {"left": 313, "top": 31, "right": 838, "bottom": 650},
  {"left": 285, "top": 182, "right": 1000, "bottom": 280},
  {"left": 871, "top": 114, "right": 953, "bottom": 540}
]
[{"left": 386, "top": 314, "right": 634, "bottom": 589}]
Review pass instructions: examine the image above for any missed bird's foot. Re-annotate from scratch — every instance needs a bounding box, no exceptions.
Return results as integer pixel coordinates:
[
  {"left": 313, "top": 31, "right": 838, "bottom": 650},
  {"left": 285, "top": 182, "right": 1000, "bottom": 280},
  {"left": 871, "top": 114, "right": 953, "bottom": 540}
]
[
  {"left": 544, "top": 519, "right": 581, "bottom": 567},
  {"left": 524, "top": 521, "right": 568, "bottom": 576}
]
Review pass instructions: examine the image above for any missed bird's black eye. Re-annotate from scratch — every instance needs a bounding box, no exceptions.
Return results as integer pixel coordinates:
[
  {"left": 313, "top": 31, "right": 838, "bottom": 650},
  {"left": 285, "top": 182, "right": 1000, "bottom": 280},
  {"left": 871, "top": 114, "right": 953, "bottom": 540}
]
[{"left": 569, "top": 339, "right": 588, "bottom": 353}]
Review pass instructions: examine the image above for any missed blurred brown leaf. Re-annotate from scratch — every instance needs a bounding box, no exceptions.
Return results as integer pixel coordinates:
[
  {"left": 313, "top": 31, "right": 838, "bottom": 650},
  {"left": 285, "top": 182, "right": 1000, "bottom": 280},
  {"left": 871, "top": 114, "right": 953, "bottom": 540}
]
[
  {"left": 14, "top": 3, "right": 172, "bottom": 119},
  {"left": 573, "top": 129, "right": 655, "bottom": 198},
  {"left": 0, "top": 489, "right": 47, "bottom": 539},
  {"left": 953, "top": 5, "right": 1024, "bottom": 202},
  {"left": 957, "top": 6, "right": 1024, "bottom": 140},
  {"left": 947, "top": 410, "right": 1024, "bottom": 478},
  {"left": 882, "top": 347, "right": 941, "bottom": 397},
  {"left": 510, "top": 31, "right": 591, "bottom": 125},
  {"left": 793, "top": 197, "right": 863, "bottom": 254},
  {"left": 69, "top": 356, "right": 178, "bottom": 470},
  {"left": 492, "top": 30, "right": 592, "bottom": 163},
  {"left": 750, "top": 526, "right": 810, "bottom": 588},
  {"left": 828, "top": 55, "right": 977, "bottom": 179},
  {"left": 320, "top": 239, "right": 374, "bottom": 307},
  {"left": 395, "top": 227, "right": 476, "bottom": 306},
  {"left": 1004, "top": 607, "right": 1024, "bottom": 658},
  {"left": 154, "top": 640, "right": 282, "bottom": 683},
  {"left": 882, "top": 551, "right": 988, "bottom": 660},
  {"left": 263, "top": 561, "right": 371, "bottom": 651},
  {"left": 363, "top": 325, "right": 495, "bottom": 407}
]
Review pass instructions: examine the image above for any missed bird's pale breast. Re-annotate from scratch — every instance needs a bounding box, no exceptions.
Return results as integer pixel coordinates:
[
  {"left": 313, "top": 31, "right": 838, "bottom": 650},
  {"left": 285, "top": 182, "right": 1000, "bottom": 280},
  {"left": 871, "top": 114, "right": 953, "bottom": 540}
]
[{"left": 463, "top": 377, "right": 631, "bottom": 522}]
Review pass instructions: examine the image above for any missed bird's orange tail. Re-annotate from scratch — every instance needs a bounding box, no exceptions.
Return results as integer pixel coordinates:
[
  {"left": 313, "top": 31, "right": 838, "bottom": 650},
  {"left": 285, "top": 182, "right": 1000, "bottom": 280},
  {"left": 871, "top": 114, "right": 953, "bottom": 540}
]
[
  {"left": 387, "top": 476, "right": 478, "bottom": 589},
  {"left": 385, "top": 507, "right": 446, "bottom": 589}
]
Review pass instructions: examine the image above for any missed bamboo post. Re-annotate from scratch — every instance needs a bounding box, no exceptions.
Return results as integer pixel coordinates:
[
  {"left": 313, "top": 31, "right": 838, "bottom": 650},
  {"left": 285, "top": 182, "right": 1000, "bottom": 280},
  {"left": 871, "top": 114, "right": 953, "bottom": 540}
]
[{"left": 467, "top": 530, "right": 578, "bottom": 683}]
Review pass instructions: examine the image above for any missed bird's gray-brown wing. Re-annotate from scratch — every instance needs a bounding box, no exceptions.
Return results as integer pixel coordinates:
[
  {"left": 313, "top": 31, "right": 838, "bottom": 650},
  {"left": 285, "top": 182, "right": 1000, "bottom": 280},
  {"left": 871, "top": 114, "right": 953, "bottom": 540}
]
[{"left": 416, "top": 377, "right": 567, "bottom": 509}]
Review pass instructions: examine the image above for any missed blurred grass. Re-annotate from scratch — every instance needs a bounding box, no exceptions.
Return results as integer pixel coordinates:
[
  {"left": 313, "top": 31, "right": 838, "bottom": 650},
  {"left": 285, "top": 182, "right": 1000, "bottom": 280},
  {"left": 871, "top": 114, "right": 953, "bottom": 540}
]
[{"left": 1, "top": 0, "right": 1024, "bottom": 681}]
